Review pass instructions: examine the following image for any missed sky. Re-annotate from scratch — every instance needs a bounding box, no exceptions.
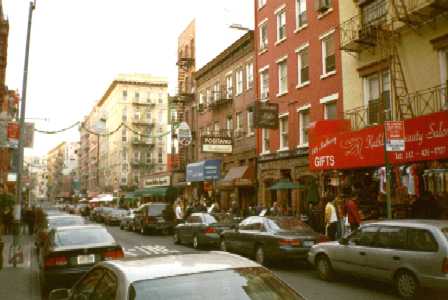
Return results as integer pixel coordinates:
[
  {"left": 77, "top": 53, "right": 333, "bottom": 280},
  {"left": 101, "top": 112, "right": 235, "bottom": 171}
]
[{"left": 3, "top": 0, "right": 254, "bottom": 157}]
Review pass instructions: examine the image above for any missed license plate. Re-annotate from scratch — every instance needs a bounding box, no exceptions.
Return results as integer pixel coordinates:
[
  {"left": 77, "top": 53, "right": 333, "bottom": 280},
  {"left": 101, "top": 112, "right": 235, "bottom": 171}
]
[
  {"left": 303, "top": 241, "right": 314, "bottom": 247},
  {"left": 77, "top": 254, "right": 95, "bottom": 265}
]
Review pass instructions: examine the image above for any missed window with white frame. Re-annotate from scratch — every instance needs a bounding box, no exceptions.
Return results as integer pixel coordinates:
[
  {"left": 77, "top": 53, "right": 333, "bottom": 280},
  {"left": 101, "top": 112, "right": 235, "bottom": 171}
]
[
  {"left": 134, "top": 111, "right": 140, "bottom": 121},
  {"left": 121, "top": 128, "right": 127, "bottom": 142},
  {"left": 246, "top": 63, "right": 254, "bottom": 90},
  {"left": 296, "top": 0, "right": 307, "bottom": 29},
  {"left": 247, "top": 110, "right": 254, "bottom": 135},
  {"left": 146, "top": 92, "right": 152, "bottom": 103},
  {"left": 122, "top": 89, "right": 127, "bottom": 100},
  {"left": 279, "top": 114, "right": 289, "bottom": 150},
  {"left": 236, "top": 69, "right": 244, "bottom": 95},
  {"left": 276, "top": 9, "right": 286, "bottom": 42},
  {"left": 262, "top": 128, "right": 270, "bottom": 153},
  {"left": 278, "top": 59, "right": 288, "bottom": 95},
  {"left": 259, "top": 21, "right": 268, "bottom": 51},
  {"left": 363, "top": 70, "right": 391, "bottom": 124},
  {"left": 226, "top": 116, "right": 233, "bottom": 137},
  {"left": 158, "top": 148, "right": 163, "bottom": 163},
  {"left": 122, "top": 109, "right": 127, "bottom": 122},
  {"left": 299, "top": 108, "right": 310, "bottom": 146},
  {"left": 122, "top": 162, "right": 128, "bottom": 172},
  {"left": 236, "top": 112, "right": 243, "bottom": 137},
  {"left": 158, "top": 93, "right": 163, "bottom": 104},
  {"left": 122, "top": 150, "right": 128, "bottom": 161},
  {"left": 258, "top": 0, "right": 267, "bottom": 8},
  {"left": 440, "top": 48, "right": 448, "bottom": 86},
  {"left": 134, "top": 92, "right": 140, "bottom": 101},
  {"left": 213, "top": 82, "right": 220, "bottom": 101},
  {"left": 297, "top": 45, "right": 310, "bottom": 86},
  {"left": 206, "top": 88, "right": 212, "bottom": 104},
  {"left": 321, "top": 32, "right": 336, "bottom": 75},
  {"left": 324, "top": 102, "right": 337, "bottom": 120},
  {"left": 260, "top": 68, "right": 269, "bottom": 100},
  {"left": 226, "top": 75, "right": 233, "bottom": 98}
]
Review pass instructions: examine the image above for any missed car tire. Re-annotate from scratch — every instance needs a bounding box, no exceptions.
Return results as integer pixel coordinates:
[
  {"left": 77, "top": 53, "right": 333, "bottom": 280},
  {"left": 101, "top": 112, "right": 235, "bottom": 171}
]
[
  {"left": 193, "top": 235, "right": 200, "bottom": 250},
  {"left": 316, "top": 254, "right": 335, "bottom": 281},
  {"left": 395, "top": 270, "right": 420, "bottom": 299},
  {"left": 255, "top": 246, "right": 268, "bottom": 266},
  {"left": 220, "top": 239, "right": 228, "bottom": 252},
  {"left": 174, "top": 232, "right": 180, "bottom": 244}
]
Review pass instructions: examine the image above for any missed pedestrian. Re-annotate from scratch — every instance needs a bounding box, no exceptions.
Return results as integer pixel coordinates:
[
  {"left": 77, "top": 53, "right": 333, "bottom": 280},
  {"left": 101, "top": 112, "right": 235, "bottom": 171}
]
[
  {"left": 26, "top": 207, "right": 35, "bottom": 235},
  {"left": 3, "top": 208, "right": 12, "bottom": 235},
  {"left": 345, "top": 196, "right": 361, "bottom": 232},
  {"left": 269, "top": 201, "right": 281, "bottom": 216},
  {"left": 175, "top": 200, "right": 183, "bottom": 224},
  {"left": 325, "top": 197, "right": 339, "bottom": 241}
]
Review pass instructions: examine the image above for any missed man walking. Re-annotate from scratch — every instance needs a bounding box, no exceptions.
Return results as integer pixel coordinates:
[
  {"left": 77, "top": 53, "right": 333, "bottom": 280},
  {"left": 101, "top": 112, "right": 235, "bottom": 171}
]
[
  {"left": 325, "top": 198, "right": 338, "bottom": 241},
  {"left": 175, "top": 200, "right": 183, "bottom": 224},
  {"left": 345, "top": 196, "right": 361, "bottom": 232}
]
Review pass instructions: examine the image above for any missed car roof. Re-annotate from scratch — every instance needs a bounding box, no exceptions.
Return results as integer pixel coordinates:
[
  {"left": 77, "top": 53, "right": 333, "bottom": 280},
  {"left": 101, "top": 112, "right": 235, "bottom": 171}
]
[
  {"left": 102, "top": 252, "right": 260, "bottom": 283},
  {"left": 363, "top": 219, "right": 448, "bottom": 229},
  {"left": 53, "top": 224, "right": 105, "bottom": 231}
]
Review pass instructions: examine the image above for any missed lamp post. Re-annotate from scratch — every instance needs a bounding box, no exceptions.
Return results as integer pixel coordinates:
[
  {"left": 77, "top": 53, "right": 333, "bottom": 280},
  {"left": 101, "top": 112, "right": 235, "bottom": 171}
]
[{"left": 13, "top": 0, "right": 36, "bottom": 267}]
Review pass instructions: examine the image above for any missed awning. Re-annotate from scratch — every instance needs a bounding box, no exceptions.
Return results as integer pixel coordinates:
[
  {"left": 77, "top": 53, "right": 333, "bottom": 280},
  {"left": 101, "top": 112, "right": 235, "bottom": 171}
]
[
  {"left": 135, "top": 186, "right": 173, "bottom": 197},
  {"left": 217, "top": 166, "right": 254, "bottom": 188},
  {"left": 124, "top": 192, "right": 136, "bottom": 200},
  {"left": 186, "top": 160, "right": 221, "bottom": 182},
  {"left": 268, "top": 180, "right": 304, "bottom": 190}
]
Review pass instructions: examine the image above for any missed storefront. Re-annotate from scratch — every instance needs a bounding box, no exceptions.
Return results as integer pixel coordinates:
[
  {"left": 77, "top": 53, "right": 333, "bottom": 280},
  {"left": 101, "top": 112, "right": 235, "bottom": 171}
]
[
  {"left": 185, "top": 160, "right": 221, "bottom": 203},
  {"left": 217, "top": 165, "right": 256, "bottom": 211},
  {"left": 309, "top": 111, "right": 448, "bottom": 220}
]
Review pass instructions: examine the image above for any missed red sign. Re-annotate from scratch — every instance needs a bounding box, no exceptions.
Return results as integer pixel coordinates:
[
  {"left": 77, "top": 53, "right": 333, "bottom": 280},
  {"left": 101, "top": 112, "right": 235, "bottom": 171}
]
[
  {"left": 385, "top": 121, "right": 405, "bottom": 139},
  {"left": 309, "top": 111, "right": 448, "bottom": 170},
  {"left": 7, "top": 122, "right": 19, "bottom": 139}
]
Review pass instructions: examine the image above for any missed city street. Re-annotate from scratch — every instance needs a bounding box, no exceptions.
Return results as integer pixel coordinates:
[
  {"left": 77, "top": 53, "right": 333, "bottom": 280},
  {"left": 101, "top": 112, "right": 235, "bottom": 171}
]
[{"left": 106, "top": 225, "right": 401, "bottom": 300}]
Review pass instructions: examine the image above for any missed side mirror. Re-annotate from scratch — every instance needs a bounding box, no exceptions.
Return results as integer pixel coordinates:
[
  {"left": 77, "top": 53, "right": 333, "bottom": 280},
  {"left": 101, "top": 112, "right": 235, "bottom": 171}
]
[{"left": 48, "top": 289, "right": 70, "bottom": 300}]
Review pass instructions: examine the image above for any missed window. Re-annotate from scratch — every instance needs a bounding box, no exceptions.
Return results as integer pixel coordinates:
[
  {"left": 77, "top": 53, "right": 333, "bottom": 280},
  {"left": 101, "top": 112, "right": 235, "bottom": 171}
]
[
  {"left": 262, "top": 128, "right": 270, "bottom": 153},
  {"left": 134, "top": 92, "right": 140, "bottom": 101},
  {"left": 226, "top": 75, "right": 233, "bottom": 98},
  {"left": 348, "top": 226, "right": 379, "bottom": 246},
  {"left": 121, "top": 177, "right": 127, "bottom": 185},
  {"left": 279, "top": 115, "right": 288, "bottom": 150},
  {"left": 158, "top": 93, "right": 163, "bottom": 104},
  {"left": 246, "top": 63, "right": 254, "bottom": 90},
  {"left": 278, "top": 59, "right": 288, "bottom": 95},
  {"left": 226, "top": 116, "right": 233, "bottom": 137},
  {"left": 122, "top": 90, "right": 127, "bottom": 100},
  {"left": 206, "top": 88, "right": 212, "bottom": 105},
  {"left": 298, "top": 108, "right": 310, "bottom": 146},
  {"left": 122, "top": 109, "right": 127, "bottom": 122},
  {"left": 134, "top": 111, "right": 140, "bottom": 121},
  {"left": 363, "top": 70, "right": 391, "bottom": 124},
  {"left": 214, "top": 122, "right": 220, "bottom": 133},
  {"left": 276, "top": 9, "right": 286, "bottom": 42},
  {"left": 439, "top": 48, "right": 448, "bottom": 108},
  {"left": 322, "top": 32, "right": 336, "bottom": 76},
  {"left": 121, "top": 129, "right": 127, "bottom": 142},
  {"left": 247, "top": 110, "right": 254, "bottom": 135},
  {"left": 236, "top": 69, "right": 243, "bottom": 95},
  {"left": 146, "top": 92, "right": 152, "bottom": 103},
  {"left": 213, "top": 82, "right": 220, "bottom": 101},
  {"left": 158, "top": 148, "right": 163, "bottom": 163},
  {"left": 259, "top": 22, "right": 268, "bottom": 51},
  {"left": 134, "top": 151, "right": 140, "bottom": 161},
  {"left": 296, "top": 0, "right": 307, "bottom": 29},
  {"left": 324, "top": 102, "right": 337, "bottom": 120},
  {"left": 146, "top": 152, "right": 152, "bottom": 164},
  {"left": 133, "top": 174, "right": 140, "bottom": 185},
  {"left": 258, "top": 0, "right": 266, "bottom": 8},
  {"left": 374, "top": 226, "right": 407, "bottom": 250},
  {"left": 297, "top": 46, "right": 309, "bottom": 86},
  {"left": 260, "top": 68, "right": 269, "bottom": 100},
  {"left": 122, "top": 163, "right": 128, "bottom": 172},
  {"left": 316, "top": 0, "right": 332, "bottom": 13},
  {"left": 408, "top": 229, "right": 438, "bottom": 252},
  {"left": 199, "top": 92, "right": 205, "bottom": 105},
  {"left": 146, "top": 112, "right": 151, "bottom": 121},
  {"left": 362, "top": 0, "right": 387, "bottom": 26},
  {"left": 236, "top": 112, "right": 243, "bottom": 137}
]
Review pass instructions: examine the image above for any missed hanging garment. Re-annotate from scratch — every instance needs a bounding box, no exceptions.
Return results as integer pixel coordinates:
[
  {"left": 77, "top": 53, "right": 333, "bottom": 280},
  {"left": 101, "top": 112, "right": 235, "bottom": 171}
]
[
  {"left": 400, "top": 166, "right": 409, "bottom": 188},
  {"left": 379, "top": 167, "right": 386, "bottom": 194}
]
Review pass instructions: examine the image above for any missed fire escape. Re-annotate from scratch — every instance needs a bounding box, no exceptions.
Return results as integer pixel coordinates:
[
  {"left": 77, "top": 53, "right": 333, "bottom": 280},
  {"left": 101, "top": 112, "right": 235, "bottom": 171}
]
[{"left": 340, "top": 0, "right": 448, "bottom": 129}]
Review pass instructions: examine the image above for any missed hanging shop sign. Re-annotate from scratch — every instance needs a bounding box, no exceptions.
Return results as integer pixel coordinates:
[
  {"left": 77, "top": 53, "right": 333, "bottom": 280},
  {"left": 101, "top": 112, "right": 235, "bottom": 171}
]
[
  {"left": 201, "top": 136, "right": 232, "bottom": 154},
  {"left": 254, "top": 102, "right": 279, "bottom": 129},
  {"left": 144, "top": 175, "right": 171, "bottom": 188},
  {"left": 177, "top": 122, "right": 192, "bottom": 147},
  {"left": 186, "top": 160, "right": 221, "bottom": 182},
  {"left": 309, "top": 111, "right": 448, "bottom": 170},
  {"left": 7, "top": 122, "right": 19, "bottom": 148},
  {"left": 385, "top": 121, "right": 405, "bottom": 152}
]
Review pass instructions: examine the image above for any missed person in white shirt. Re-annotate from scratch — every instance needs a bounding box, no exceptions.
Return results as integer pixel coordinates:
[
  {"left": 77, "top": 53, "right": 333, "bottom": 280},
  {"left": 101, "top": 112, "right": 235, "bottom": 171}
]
[
  {"left": 325, "top": 198, "right": 339, "bottom": 241},
  {"left": 175, "top": 200, "right": 183, "bottom": 224}
]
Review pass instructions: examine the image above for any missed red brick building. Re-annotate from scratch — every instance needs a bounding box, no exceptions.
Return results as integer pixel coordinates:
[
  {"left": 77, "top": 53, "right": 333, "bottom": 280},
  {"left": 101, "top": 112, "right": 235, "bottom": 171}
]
[{"left": 254, "top": 0, "right": 343, "bottom": 213}]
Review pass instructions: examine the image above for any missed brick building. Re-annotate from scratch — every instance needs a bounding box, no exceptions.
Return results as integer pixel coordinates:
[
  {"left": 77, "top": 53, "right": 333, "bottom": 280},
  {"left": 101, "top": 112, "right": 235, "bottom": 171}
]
[{"left": 254, "top": 0, "right": 343, "bottom": 213}]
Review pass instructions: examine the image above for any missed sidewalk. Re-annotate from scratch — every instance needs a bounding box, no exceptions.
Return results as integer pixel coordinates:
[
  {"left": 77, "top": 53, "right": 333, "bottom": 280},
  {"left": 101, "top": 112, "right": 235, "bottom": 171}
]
[{"left": 0, "top": 234, "right": 41, "bottom": 300}]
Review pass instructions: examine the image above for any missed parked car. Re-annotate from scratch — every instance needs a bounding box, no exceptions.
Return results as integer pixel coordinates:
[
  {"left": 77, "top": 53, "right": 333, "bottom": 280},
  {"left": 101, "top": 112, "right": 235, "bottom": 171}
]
[
  {"left": 35, "top": 215, "right": 87, "bottom": 252},
  {"left": 48, "top": 251, "right": 305, "bottom": 300},
  {"left": 76, "top": 204, "right": 90, "bottom": 216},
  {"left": 134, "top": 202, "right": 174, "bottom": 235},
  {"left": 38, "top": 224, "right": 124, "bottom": 296},
  {"left": 174, "top": 212, "right": 233, "bottom": 249},
  {"left": 92, "top": 207, "right": 114, "bottom": 223},
  {"left": 104, "top": 209, "right": 128, "bottom": 226},
  {"left": 220, "top": 216, "right": 324, "bottom": 266},
  {"left": 120, "top": 209, "right": 136, "bottom": 231},
  {"left": 308, "top": 220, "right": 448, "bottom": 299}
]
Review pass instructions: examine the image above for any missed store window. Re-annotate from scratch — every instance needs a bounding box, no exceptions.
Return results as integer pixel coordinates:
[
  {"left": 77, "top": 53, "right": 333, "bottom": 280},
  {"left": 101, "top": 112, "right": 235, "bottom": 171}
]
[
  {"left": 296, "top": 0, "right": 307, "bottom": 29},
  {"left": 279, "top": 114, "right": 289, "bottom": 150},
  {"left": 277, "top": 59, "right": 288, "bottom": 95},
  {"left": 298, "top": 108, "right": 310, "bottom": 147},
  {"left": 363, "top": 70, "right": 391, "bottom": 124},
  {"left": 321, "top": 32, "right": 336, "bottom": 76},
  {"left": 260, "top": 67, "right": 269, "bottom": 100}
]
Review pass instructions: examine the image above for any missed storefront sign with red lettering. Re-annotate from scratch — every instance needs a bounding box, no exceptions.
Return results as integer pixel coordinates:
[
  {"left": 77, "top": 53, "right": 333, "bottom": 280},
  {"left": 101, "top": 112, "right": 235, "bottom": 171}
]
[{"left": 310, "top": 111, "right": 448, "bottom": 170}]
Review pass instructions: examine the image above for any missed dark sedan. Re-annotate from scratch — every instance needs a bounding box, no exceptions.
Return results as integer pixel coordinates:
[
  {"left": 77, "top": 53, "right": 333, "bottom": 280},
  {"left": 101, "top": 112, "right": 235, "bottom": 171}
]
[
  {"left": 220, "top": 216, "right": 325, "bottom": 265},
  {"left": 38, "top": 224, "right": 124, "bottom": 296},
  {"left": 173, "top": 213, "right": 233, "bottom": 249}
]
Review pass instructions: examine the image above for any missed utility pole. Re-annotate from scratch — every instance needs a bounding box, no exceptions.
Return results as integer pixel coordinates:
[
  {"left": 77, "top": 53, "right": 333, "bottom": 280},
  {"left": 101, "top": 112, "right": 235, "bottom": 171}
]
[{"left": 13, "top": 0, "right": 36, "bottom": 267}]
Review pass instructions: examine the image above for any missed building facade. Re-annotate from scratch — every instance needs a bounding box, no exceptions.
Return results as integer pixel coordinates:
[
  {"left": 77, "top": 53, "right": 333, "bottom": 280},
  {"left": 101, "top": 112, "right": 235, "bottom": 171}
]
[
  {"left": 46, "top": 142, "right": 65, "bottom": 200},
  {"left": 254, "top": 0, "right": 343, "bottom": 213},
  {"left": 192, "top": 31, "right": 256, "bottom": 210}
]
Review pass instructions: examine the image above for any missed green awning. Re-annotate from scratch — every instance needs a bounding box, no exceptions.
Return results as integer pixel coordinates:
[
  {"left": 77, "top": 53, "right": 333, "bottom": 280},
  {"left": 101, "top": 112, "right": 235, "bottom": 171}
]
[
  {"left": 268, "top": 180, "right": 304, "bottom": 190},
  {"left": 124, "top": 192, "right": 136, "bottom": 200},
  {"left": 135, "top": 186, "right": 171, "bottom": 197}
]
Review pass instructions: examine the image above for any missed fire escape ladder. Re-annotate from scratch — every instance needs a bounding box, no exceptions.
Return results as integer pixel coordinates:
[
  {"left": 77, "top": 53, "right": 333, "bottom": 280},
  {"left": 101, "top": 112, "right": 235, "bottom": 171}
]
[
  {"left": 391, "top": 0, "right": 421, "bottom": 28},
  {"left": 389, "top": 44, "right": 414, "bottom": 120}
]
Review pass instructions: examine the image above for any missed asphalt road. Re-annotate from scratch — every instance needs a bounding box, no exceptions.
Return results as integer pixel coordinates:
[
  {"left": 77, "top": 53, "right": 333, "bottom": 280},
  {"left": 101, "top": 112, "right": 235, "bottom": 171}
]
[{"left": 106, "top": 225, "right": 404, "bottom": 300}]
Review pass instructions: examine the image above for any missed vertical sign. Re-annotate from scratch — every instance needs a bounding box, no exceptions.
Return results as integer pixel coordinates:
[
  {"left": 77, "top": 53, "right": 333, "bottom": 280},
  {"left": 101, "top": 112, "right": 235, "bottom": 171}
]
[
  {"left": 385, "top": 121, "right": 405, "bottom": 152},
  {"left": 7, "top": 122, "right": 20, "bottom": 148}
]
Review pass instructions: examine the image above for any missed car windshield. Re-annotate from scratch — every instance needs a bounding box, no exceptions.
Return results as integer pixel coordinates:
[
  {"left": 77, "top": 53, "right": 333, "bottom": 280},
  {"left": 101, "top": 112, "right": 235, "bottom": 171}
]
[
  {"left": 53, "top": 228, "right": 115, "bottom": 247},
  {"left": 129, "top": 267, "right": 303, "bottom": 300},
  {"left": 203, "top": 214, "right": 217, "bottom": 224},
  {"left": 265, "top": 218, "right": 313, "bottom": 233},
  {"left": 443, "top": 228, "right": 448, "bottom": 242},
  {"left": 148, "top": 204, "right": 166, "bottom": 216},
  {"left": 48, "top": 217, "right": 85, "bottom": 228}
]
